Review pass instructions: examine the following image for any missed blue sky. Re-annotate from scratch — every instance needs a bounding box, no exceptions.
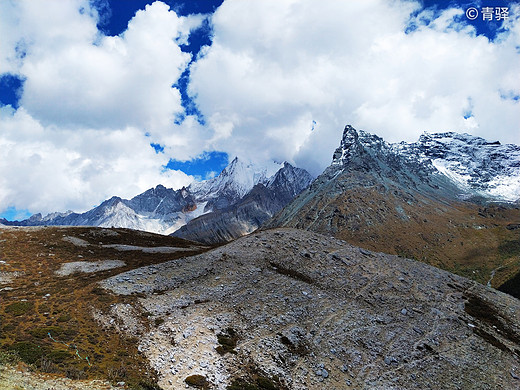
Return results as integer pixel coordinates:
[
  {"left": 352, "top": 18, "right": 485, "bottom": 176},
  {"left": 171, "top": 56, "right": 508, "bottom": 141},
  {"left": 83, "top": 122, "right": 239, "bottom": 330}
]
[{"left": 0, "top": 0, "right": 519, "bottom": 220}]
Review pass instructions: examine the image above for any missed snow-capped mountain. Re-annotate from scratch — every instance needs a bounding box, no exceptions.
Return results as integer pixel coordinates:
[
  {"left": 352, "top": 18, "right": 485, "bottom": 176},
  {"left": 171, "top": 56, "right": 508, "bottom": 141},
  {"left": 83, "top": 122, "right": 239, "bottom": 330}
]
[
  {"left": 2, "top": 158, "right": 313, "bottom": 236},
  {"left": 125, "top": 184, "right": 197, "bottom": 216},
  {"left": 397, "top": 132, "right": 520, "bottom": 202},
  {"left": 188, "top": 157, "right": 280, "bottom": 211},
  {"left": 331, "top": 125, "right": 520, "bottom": 202},
  {"left": 172, "top": 161, "right": 314, "bottom": 244}
]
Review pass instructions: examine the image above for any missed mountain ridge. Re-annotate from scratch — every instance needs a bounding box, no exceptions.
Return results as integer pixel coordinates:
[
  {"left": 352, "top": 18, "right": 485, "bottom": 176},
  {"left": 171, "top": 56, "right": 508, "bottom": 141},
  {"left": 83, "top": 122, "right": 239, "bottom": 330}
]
[
  {"left": 172, "top": 162, "right": 314, "bottom": 244},
  {"left": 266, "top": 125, "right": 520, "bottom": 291},
  {"left": 2, "top": 158, "right": 313, "bottom": 238}
]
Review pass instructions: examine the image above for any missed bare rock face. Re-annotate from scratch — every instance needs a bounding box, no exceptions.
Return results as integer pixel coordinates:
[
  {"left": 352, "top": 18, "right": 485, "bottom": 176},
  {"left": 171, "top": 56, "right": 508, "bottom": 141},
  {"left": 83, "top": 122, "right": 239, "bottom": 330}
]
[{"left": 101, "top": 228, "right": 520, "bottom": 390}]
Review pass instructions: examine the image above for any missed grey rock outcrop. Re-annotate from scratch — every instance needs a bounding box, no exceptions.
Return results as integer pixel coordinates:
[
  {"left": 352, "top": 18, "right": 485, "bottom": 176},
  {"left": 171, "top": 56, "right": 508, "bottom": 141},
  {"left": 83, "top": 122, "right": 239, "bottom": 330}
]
[{"left": 101, "top": 228, "right": 520, "bottom": 390}]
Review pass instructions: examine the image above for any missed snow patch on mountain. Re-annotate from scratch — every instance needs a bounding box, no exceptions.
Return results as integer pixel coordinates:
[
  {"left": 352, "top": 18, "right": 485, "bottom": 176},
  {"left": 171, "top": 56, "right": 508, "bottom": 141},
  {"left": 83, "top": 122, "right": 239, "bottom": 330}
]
[
  {"left": 334, "top": 126, "right": 520, "bottom": 202},
  {"left": 189, "top": 157, "right": 281, "bottom": 202},
  {"left": 431, "top": 160, "right": 473, "bottom": 191},
  {"left": 485, "top": 175, "right": 520, "bottom": 201},
  {"left": 411, "top": 132, "right": 520, "bottom": 202}
]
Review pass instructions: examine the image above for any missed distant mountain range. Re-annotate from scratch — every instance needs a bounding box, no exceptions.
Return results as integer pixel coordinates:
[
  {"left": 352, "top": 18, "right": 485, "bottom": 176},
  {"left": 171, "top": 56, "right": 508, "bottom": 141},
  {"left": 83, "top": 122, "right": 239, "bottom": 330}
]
[{"left": 1, "top": 158, "right": 313, "bottom": 243}]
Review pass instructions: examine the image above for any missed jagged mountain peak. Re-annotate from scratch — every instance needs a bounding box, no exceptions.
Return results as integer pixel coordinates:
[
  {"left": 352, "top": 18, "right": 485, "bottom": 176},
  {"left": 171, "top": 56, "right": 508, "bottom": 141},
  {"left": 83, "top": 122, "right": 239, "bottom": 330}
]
[
  {"left": 328, "top": 125, "right": 440, "bottom": 196},
  {"left": 267, "top": 161, "right": 314, "bottom": 196},
  {"left": 418, "top": 131, "right": 501, "bottom": 146},
  {"left": 135, "top": 184, "right": 175, "bottom": 199},
  {"left": 400, "top": 131, "right": 520, "bottom": 201},
  {"left": 331, "top": 125, "right": 392, "bottom": 168},
  {"left": 152, "top": 184, "right": 168, "bottom": 191},
  {"left": 189, "top": 157, "right": 254, "bottom": 200},
  {"left": 171, "top": 159, "right": 314, "bottom": 244},
  {"left": 188, "top": 157, "right": 284, "bottom": 209},
  {"left": 328, "top": 125, "right": 520, "bottom": 202},
  {"left": 332, "top": 125, "right": 361, "bottom": 165},
  {"left": 102, "top": 196, "right": 124, "bottom": 206}
]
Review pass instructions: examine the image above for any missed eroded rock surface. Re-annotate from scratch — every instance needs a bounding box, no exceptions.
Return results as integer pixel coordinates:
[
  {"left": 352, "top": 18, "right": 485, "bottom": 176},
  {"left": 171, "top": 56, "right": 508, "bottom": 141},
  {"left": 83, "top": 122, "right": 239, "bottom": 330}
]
[{"left": 100, "top": 228, "right": 520, "bottom": 390}]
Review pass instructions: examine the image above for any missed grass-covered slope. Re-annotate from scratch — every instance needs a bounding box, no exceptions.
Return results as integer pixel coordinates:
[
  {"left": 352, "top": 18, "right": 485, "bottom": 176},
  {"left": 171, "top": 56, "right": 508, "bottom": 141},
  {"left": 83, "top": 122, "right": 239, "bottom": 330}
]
[{"left": 0, "top": 226, "right": 208, "bottom": 388}]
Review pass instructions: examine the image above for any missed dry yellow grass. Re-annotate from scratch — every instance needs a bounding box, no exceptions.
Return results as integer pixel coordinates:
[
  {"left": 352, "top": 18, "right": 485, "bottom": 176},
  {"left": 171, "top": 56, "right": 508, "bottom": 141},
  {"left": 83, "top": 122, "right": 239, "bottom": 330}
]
[
  {"left": 272, "top": 184, "right": 520, "bottom": 289},
  {"left": 0, "top": 226, "right": 208, "bottom": 387}
]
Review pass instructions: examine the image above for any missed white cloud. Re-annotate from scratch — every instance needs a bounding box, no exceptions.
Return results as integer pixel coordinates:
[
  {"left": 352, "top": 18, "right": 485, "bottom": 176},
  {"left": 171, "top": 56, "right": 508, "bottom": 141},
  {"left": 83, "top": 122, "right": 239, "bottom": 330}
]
[
  {"left": 13, "top": 1, "right": 199, "bottom": 132},
  {"left": 189, "top": 0, "right": 520, "bottom": 175},
  {"left": 0, "top": 0, "right": 201, "bottom": 215},
  {"left": 0, "top": 106, "right": 193, "bottom": 214}
]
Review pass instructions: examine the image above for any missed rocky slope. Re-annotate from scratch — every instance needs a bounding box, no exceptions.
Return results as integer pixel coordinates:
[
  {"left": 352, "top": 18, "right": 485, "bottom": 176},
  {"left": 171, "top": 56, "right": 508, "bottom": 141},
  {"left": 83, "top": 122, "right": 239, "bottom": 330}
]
[
  {"left": 0, "top": 225, "right": 208, "bottom": 389},
  {"left": 1, "top": 158, "right": 313, "bottom": 240},
  {"left": 266, "top": 126, "right": 520, "bottom": 291},
  {"left": 97, "top": 228, "right": 520, "bottom": 389}
]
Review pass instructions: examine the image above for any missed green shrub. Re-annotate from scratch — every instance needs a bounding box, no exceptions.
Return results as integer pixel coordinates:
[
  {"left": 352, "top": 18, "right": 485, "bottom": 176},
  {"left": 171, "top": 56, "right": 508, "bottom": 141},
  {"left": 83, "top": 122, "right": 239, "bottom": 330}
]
[
  {"left": 57, "top": 313, "right": 72, "bottom": 322},
  {"left": 2, "top": 323, "right": 16, "bottom": 332},
  {"left": 216, "top": 327, "right": 238, "bottom": 355},
  {"left": 185, "top": 374, "right": 210, "bottom": 389},
  {"left": 30, "top": 326, "right": 63, "bottom": 339},
  {"left": 256, "top": 376, "right": 278, "bottom": 390},
  {"left": 154, "top": 318, "right": 164, "bottom": 326},
  {"left": 127, "top": 379, "right": 163, "bottom": 390},
  {"left": 228, "top": 379, "right": 259, "bottom": 390},
  {"left": 9, "top": 341, "right": 45, "bottom": 365},
  {"left": 5, "top": 301, "right": 34, "bottom": 316},
  {"left": 61, "top": 328, "right": 78, "bottom": 341},
  {"left": 48, "top": 348, "right": 72, "bottom": 363},
  {"left": 227, "top": 376, "right": 281, "bottom": 390}
]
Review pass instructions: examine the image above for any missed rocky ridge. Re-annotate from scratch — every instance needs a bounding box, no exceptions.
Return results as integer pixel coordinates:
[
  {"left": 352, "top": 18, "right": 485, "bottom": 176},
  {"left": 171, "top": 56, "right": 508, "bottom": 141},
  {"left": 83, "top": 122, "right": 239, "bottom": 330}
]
[
  {"left": 398, "top": 132, "right": 520, "bottom": 202},
  {"left": 331, "top": 125, "right": 520, "bottom": 202},
  {"left": 172, "top": 162, "right": 314, "bottom": 244},
  {"left": 267, "top": 125, "right": 520, "bottom": 290}
]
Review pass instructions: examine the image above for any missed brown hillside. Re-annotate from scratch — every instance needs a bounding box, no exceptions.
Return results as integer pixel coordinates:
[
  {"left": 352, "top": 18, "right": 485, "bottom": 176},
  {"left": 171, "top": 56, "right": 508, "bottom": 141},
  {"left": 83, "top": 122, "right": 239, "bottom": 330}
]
[
  {"left": 267, "top": 175, "right": 520, "bottom": 290},
  {"left": 0, "top": 226, "right": 208, "bottom": 388}
]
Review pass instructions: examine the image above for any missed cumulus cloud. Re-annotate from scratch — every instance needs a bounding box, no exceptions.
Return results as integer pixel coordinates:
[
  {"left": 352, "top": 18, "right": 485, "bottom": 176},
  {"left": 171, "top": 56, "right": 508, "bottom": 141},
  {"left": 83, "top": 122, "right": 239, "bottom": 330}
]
[
  {"left": 0, "top": 0, "right": 201, "bottom": 215},
  {"left": 189, "top": 0, "right": 520, "bottom": 175},
  {"left": 0, "top": 106, "right": 193, "bottom": 214},
  {"left": 11, "top": 0, "right": 200, "bottom": 132}
]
